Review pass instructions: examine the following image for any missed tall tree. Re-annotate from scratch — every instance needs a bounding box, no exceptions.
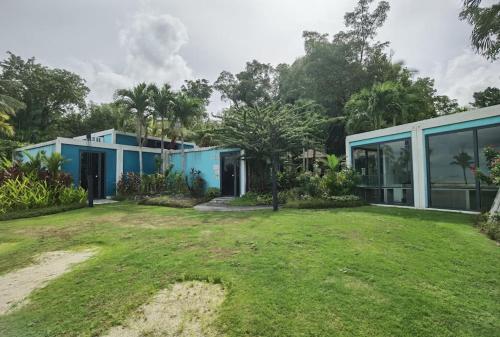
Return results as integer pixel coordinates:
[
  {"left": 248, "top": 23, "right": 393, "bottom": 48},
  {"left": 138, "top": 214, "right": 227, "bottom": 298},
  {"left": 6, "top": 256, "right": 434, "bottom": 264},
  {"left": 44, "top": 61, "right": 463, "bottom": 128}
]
[
  {"left": 460, "top": 0, "right": 500, "bottom": 60},
  {"left": 0, "top": 52, "right": 89, "bottom": 143},
  {"left": 335, "top": 0, "right": 391, "bottom": 63},
  {"left": 216, "top": 103, "right": 325, "bottom": 211},
  {"left": 115, "top": 83, "right": 152, "bottom": 176},
  {"left": 172, "top": 92, "right": 203, "bottom": 172},
  {"left": 0, "top": 80, "right": 24, "bottom": 137},
  {"left": 181, "top": 79, "right": 213, "bottom": 106},
  {"left": 214, "top": 60, "right": 277, "bottom": 108},
  {"left": 149, "top": 83, "right": 175, "bottom": 173},
  {"left": 472, "top": 87, "right": 500, "bottom": 107}
]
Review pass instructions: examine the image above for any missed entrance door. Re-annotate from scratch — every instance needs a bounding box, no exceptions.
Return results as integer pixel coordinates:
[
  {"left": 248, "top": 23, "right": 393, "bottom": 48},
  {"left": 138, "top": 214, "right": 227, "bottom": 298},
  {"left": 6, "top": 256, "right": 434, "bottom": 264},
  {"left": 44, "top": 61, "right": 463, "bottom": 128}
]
[
  {"left": 220, "top": 151, "right": 240, "bottom": 196},
  {"left": 80, "top": 152, "right": 105, "bottom": 199}
]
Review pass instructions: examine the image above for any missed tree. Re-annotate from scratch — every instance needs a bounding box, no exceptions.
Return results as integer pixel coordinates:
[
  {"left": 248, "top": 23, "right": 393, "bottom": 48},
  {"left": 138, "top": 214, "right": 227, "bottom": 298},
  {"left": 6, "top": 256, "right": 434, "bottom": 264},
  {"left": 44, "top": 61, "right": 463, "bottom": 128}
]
[
  {"left": 335, "top": 0, "right": 391, "bottom": 63},
  {"left": 172, "top": 92, "right": 203, "bottom": 172},
  {"left": 0, "top": 82, "right": 24, "bottom": 137},
  {"left": 115, "top": 83, "right": 153, "bottom": 176},
  {"left": 215, "top": 103, "right": 325, "bottom": 211},
  {"left": 434, "top": 95, "right": 466, "bottom": 115},
  {"left": 472, "top": 87, "right": 500, "bottom": 107},
  {"left": 181, "top": 79, "right": 213, "bottom": 106},
  {"left": 149, "top": 83, "right": 175, "bottom": 173},
  {"left": 460, "top": 0, "right": 500, "bottom": 60},
  {"left": 214, "top": 60, "right": 277, "bottom": 108},
  {"left": 0, "top": 52, "right": 89, "bottom": 143},
  {"left": 451, "top": 151, "right": 473, "bottom": 185}
]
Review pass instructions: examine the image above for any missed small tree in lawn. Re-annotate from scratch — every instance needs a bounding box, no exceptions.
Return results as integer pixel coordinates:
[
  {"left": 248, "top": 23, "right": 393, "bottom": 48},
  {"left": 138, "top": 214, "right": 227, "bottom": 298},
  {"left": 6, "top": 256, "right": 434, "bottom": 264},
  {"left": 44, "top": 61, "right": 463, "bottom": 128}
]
[{"left": 216, "top": 102, "right": 324, "bottom": 211}]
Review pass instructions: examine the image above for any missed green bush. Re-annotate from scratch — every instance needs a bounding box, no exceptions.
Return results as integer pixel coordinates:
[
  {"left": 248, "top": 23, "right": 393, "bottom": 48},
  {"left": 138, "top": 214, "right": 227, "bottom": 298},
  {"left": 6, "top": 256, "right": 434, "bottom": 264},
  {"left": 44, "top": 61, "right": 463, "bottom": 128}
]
[
  {"left": 166, "top": 172, "right": 190, "bottom": 195},
  {"left": 0, "top": 174, "right": 87, "bottom": 215},
  {"left": 475, "top": 213, "right": 500, "bottom": 242},
  {"left": 286, "top": 195, "right": 365, "bottom": 209},
  {"left": 296, "top": 171, "right": 323, "bottom": 197},
  {"left": 320, "top": 167, "right": 359, "bottom": 196},
  {"left": 205, "top": 187, "right": 221, "bottom": 199},
  {"left": 187, "top": 169, "right": 206, "bottom": 198},
  {"left": 0, "top": 203, "right": 86, "bottom": 221}
]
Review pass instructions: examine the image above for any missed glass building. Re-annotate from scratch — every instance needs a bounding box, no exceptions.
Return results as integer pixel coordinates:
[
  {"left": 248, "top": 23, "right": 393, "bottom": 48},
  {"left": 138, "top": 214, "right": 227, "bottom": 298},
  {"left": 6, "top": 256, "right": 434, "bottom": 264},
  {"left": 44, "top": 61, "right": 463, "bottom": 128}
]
[{"left": 346, "top": 104, "right": 500, "bottom": 212}]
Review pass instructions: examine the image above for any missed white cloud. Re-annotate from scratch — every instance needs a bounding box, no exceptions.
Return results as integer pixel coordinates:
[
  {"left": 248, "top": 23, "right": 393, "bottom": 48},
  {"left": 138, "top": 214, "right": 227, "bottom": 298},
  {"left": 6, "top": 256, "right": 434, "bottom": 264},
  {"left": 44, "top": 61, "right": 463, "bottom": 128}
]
[
  {"left": 73, "top": 12, "right": 192, "bottom": 102},
  {"left": 431, "top": 50, "right": 500, "bottom": 106}
]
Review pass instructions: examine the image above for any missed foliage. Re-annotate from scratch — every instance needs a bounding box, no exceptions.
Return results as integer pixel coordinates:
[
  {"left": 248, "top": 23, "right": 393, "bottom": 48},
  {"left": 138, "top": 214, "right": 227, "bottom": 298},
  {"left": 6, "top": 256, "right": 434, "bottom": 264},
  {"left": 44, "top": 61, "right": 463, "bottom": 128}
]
[
  {"left": 216, "top": 102, "right": 326, "bottom": 210},
  {"left": 0, "top": 52, "right": 89, "bottom": 143},
  {"left": 277, "top": 169, "right": 299, "bottom": 191},
  {"left": 472, "top": 86, "right": 500, "bottom": 108},
  {"left": 286, "top": 195, "right": 365, "bottom": 209},
  {"left": 0, "top": 202, "right": 85, "bottom": 221},
  {"left": 296, "top": 171, "right": 323, "bottom": 198},
  {"left": 0, "top": 80, "right": 25, "bottom": 137},
  {"left": 205, "top": 187, "right": 221, "bottom": 200},
  {"left": 460, "top": 0, "right": 500, "bottom": 60},
  {"left": 166, "top": 172, "right": 190, "bottom": 196},
  {"left": 117, "top": 172, "right": 142, "bottom": 196},
  {"left": 475, "top": 146, "right": 500, "bottom": 185},
  {"left": 229, "top": 191, "right": 289, "bottom": 206},
  {"left": 0, "top": 174, "right": 86, "bottom": 215},
  {"left": 181, "top": 79, "right": 213, "bottom": 107},
  {"left": 139, "top": 195, "right": 205, "bottom": 208},
  {"left": 187, "top": 168, "right": 206, "bottom": 198},
  {"left": 43, "top": 152, "right": 68, "bottom": 176},
  {"left": 475, "top": 212, "right": 500, "bottom": 241},
  {"left": 321, "top": 166, "right": 360, "bottom": 197}
]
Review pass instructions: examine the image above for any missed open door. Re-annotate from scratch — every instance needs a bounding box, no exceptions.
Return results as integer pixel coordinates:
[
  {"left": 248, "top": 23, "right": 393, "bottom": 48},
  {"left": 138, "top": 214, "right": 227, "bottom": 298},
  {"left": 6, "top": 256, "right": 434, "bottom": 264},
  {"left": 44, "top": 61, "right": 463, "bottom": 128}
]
[
  {"left": 220, "top": 151, "right": 240, "bottom": 197},
  {"left": 80, "top": 152, "right": 105, "bottom": 199}
]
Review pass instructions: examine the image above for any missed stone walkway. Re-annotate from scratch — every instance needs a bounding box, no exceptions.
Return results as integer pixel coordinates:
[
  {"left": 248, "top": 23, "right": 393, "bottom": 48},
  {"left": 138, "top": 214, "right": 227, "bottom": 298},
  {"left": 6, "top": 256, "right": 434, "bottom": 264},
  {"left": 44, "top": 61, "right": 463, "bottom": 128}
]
[
  {"left": 93, "top": 199, "right": 118, "bottom": 205},
  {"left": 194, "top": 197, "right": 272, "bottom": 212}
]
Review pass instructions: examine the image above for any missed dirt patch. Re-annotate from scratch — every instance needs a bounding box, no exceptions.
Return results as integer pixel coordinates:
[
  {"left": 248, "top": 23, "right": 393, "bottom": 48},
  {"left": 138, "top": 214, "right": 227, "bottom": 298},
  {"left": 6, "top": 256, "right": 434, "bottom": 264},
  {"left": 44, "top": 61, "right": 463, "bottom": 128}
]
[
  {"left": 103, "top": 281, "right": 225, "bottom": 337},
  {"left": 0, "top": 249, "right": 95, "bottom": 315}
]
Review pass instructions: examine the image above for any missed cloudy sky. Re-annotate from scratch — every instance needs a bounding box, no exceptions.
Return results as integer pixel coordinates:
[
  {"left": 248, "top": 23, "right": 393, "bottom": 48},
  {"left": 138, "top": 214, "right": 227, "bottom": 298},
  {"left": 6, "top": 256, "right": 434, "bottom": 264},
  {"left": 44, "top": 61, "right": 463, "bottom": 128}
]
[{"left": 1, "top": 0, "right": 499, "bottom": 112}]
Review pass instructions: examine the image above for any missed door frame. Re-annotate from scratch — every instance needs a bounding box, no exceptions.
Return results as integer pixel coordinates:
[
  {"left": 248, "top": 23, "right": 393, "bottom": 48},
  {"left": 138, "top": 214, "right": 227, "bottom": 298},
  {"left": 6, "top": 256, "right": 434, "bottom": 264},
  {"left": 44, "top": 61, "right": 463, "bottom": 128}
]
[
  {"left": 220, "top": 151, "right": 240, "bottom": 197},
  {"left": 80, "top": 150, "right": 106, "bottom": 199}
]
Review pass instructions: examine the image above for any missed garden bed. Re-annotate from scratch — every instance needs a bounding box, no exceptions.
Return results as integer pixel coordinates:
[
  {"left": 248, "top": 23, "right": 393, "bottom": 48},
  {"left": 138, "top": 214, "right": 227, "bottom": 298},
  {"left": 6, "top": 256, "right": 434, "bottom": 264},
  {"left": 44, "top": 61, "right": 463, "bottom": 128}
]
[
  {"left": 0, "top": 203, "right": 86, "bottom": 221},
  {"left": 139, "top": 195, "right": 207, "bottom": 208}
]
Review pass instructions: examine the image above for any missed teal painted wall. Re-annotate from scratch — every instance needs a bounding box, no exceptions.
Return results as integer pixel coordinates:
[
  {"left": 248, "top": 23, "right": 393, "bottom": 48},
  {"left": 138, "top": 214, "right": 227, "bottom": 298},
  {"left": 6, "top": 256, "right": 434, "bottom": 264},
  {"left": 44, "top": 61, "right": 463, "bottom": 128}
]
[
  {"left": 102, "top": 133, "right": 113, "bottom": 143},
  {"left": 116, "top": 134, "right": 138, "bottom": 146},
  {"left": 349, "top": 132, "right": 412, "bottom": 147},
  {"left": 169, "top": 148, "right": 239, "bottom": 189},
  {"left": 123, "top": 150, "right": 159, "bottom": 175},
  {"left": 423, "top": 115, "right": 500, "bottom": 135},
  {"left": 17, "top": 143, "right": 56, "bottom": 161},
  {"left": 61, "top": 144, "right": 117, "bottom": 196}
]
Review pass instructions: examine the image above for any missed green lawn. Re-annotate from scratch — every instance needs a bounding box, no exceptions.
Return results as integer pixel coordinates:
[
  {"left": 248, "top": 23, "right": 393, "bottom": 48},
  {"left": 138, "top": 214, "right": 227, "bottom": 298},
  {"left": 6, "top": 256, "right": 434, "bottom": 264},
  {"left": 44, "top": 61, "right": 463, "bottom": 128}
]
[{"left": 0, "top": 203, "right": 498, "bottom": 337}]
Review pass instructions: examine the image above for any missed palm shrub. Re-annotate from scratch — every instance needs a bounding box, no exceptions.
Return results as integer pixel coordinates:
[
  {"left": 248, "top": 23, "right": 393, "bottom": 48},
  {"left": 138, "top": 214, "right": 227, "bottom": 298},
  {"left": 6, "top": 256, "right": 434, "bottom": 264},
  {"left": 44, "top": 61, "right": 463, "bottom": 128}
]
[{"left": 320, "top": 154, "right": 359, "bottom": 196}]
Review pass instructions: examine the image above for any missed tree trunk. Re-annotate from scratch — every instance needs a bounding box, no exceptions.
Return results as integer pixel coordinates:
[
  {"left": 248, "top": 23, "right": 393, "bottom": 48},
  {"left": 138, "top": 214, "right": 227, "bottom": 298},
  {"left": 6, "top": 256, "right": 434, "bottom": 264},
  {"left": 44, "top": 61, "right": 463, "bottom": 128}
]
[
  {"left": 489, "top": 188, "right": 500, "bottom": 217},
  {"left": 271, "top": 154, "right": 279, "bottom": 212},
  {"left": 160, "top": 116, "right": 165, "bottom": 174},
  {"left": 137, "top": 120, "right": 144, "bottom": 176},
  {"left": 181, "top": 133, "right": 186, "bottom": 174}
]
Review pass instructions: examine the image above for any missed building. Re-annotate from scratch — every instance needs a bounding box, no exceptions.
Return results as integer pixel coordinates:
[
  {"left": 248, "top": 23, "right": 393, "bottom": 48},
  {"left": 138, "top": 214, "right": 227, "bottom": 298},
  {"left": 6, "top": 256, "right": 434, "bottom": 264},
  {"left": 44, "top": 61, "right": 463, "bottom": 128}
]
[
  {"left": 15, "top": 129, "right": 245, "bottom": 199},
  {"left": 346, "top": 104, "right": 500, "bottom": 212}
]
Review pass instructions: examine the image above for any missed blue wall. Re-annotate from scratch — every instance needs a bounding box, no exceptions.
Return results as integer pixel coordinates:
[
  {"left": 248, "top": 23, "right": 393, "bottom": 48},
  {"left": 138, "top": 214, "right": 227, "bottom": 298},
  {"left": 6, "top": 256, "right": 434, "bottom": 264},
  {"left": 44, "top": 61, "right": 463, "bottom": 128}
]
[
  {"left": 17, "top": 143, "right": 56, "bottom": 161},
  {"left": 170, "top": 148, "right": 239, "bottom": 189},
  {"left": 61, "top": 144, "right": 117, "bottom": 197},
  {"left": 123, "top": 150, "right": 159, "bottom": 175},
  {"left": 101, "top": 133, "right": 113, "bottom": 143},
  {"left": 116, "top": 134, "right": 138, "bottom": 146}
]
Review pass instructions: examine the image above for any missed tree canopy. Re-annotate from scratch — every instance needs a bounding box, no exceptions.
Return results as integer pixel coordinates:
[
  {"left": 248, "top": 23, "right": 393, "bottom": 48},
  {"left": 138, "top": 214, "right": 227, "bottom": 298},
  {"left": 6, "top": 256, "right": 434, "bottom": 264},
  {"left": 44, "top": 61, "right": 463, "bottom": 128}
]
[{"left": 472, "top": 87, "right": 500, "bottom": 108}]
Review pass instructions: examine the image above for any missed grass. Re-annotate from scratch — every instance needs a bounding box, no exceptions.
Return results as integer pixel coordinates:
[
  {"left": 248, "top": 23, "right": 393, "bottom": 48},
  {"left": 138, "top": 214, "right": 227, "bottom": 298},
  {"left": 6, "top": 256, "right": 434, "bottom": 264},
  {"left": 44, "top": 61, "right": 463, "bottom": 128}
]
[
  {"left": 0, "top": 203, "right": 498, "bottom": 337},
  {"left": 0, "top": 203, "right": 86, "bottom": 221},
  {"left": 139, "top": 195, "right": 206, "bottom": 208}
]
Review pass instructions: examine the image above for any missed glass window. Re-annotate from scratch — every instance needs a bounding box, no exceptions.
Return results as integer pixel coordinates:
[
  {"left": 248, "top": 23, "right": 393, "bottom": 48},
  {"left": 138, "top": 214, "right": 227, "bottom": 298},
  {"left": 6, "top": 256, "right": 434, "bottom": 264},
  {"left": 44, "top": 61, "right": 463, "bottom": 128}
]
[
  {"left": 478, "top": 125, "right": 500, "bottom": 210},
  {"left": 380, "top": 139, "right": 413, "bottom": 205},
  {"left": 352, "top": 138, "right": 413, "bottom": 206},
  {"left": 428, "top": 130, "right": 476, "bottom": 210}
]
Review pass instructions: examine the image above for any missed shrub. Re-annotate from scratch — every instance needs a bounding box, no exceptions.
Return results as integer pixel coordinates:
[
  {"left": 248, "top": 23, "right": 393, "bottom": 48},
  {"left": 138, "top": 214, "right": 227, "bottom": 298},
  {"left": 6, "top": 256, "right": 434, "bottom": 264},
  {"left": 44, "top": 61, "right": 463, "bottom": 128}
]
[
  {"left": 117, "top": 172, "right": 141, "bottom": 196},
  {"left": 187, "top": 169, "right": 206, "bottom": 198},
  {"left": 166, "top": 172, "right": 190, "bottom": 195},
  {"left": 296, "top": 171, "right": 323, "bottom": 197},
  {"left": 475, "top": 213, "right": 500, "bottom": 242},
  {"left": 141, "top": 173, "right": 166, "bottom": 195},
  {"left": 205, "top": 187, "right": 221, "bottom": 200},
  {"left": 277, "top": 169, "right": 298, "bottom": 190},
  {"left": 320, "top": 167, "right": 359, "bottom": 196},
  {"left": 286, "top": 195, "right": 365, "bottom": 209}
]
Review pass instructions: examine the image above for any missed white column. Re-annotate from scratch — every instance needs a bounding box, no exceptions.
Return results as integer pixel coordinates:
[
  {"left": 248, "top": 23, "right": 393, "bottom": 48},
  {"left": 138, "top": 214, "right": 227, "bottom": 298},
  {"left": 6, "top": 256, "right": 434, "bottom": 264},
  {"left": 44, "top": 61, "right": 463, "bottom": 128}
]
[
  {"left": 55, "top": 138, "right": 62, "bottom": 153},
  {"left": 116, "top": 148, "right": 124, "bottom": 185},
  {"left": 240, "top": 150, "right": 246, "bottom": 196},
  {"left": 412, "top": 125, "right": 426, "bottom": 209}
]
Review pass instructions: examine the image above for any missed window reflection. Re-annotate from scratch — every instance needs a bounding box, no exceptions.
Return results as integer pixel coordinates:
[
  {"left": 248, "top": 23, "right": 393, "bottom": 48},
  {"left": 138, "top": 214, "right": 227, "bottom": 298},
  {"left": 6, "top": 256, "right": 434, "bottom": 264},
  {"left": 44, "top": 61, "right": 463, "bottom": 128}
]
[{"left": 478, "top": 125, "right": 500, "bottom": 210}]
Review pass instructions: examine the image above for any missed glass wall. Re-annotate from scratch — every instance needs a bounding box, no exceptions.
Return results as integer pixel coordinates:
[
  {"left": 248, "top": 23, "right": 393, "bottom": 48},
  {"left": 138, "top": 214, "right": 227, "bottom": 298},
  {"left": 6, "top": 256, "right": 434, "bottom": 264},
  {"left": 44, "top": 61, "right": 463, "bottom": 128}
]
[
  {"left": 352, "top": 138, "right": 413, "bottom": 206},
  {"left": 427, "top": 124, "right": 500, "bottom": 211}
]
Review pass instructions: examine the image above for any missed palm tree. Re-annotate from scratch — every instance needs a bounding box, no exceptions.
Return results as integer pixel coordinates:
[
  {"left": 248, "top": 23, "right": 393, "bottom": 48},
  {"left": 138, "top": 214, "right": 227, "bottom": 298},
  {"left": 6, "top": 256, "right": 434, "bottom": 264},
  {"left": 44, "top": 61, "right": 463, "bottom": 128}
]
[
  {"left": 172, "top": 93, "right": 203, "bottom": 173},
  {"left": 43, "top": 152, "right": 68, "bottom": 176},
  {"left": 0, "top": 90, "right": 24, "bottom": 137},
  {"left": 115, "top": 83, "right": 153, "bottom": 176},
  {"left": 149, "top": 83, "right": 175, "bottom": 174},
  {"left": 450, "top": 151, "right": 473, "bottom": 185}
]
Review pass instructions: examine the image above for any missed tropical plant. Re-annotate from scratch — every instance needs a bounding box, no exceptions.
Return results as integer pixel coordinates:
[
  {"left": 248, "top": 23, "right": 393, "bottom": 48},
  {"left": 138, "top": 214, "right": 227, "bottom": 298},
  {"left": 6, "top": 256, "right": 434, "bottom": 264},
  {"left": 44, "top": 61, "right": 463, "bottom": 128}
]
[
  {"left": 149, "top": 83, "right": 175, "bottom": 173},
  {"left": 460, "top": 0, "right": 500, "bottom": 60},
  {"left": 43, "top": 152, "right": 68, "bottom": 177},
  {"left": 0, "top": 88, "right": 24, "bottom": 137},
  {"left": 115, "top": 83, "right": 153, "bottom": 176},
  {"left": 172, "top": 92, "right": 203, "bottom": 172},
  {"left": 22, "top": 150, "right": 46, "bottom": 174},
  {"left": 450, "top": 151, "right": 474, "bottom": 185}
]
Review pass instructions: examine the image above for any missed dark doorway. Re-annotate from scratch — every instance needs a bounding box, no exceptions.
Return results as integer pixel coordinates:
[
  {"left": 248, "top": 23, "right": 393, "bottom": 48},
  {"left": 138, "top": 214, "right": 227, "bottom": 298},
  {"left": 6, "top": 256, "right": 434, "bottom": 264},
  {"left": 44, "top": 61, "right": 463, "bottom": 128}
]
[
  {"left": 220, "top": 151, "right": 240, "bottom": 196},
  {"left": 80, "top": 152, "right": 105, "bottom": 199}
]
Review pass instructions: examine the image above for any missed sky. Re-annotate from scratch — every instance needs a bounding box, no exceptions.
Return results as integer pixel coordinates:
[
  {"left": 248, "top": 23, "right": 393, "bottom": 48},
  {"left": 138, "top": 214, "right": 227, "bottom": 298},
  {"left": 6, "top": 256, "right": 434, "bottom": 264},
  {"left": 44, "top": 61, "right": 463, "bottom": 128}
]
[{"left": 1, "top": 0, "right": 499, "bottom": 113}]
